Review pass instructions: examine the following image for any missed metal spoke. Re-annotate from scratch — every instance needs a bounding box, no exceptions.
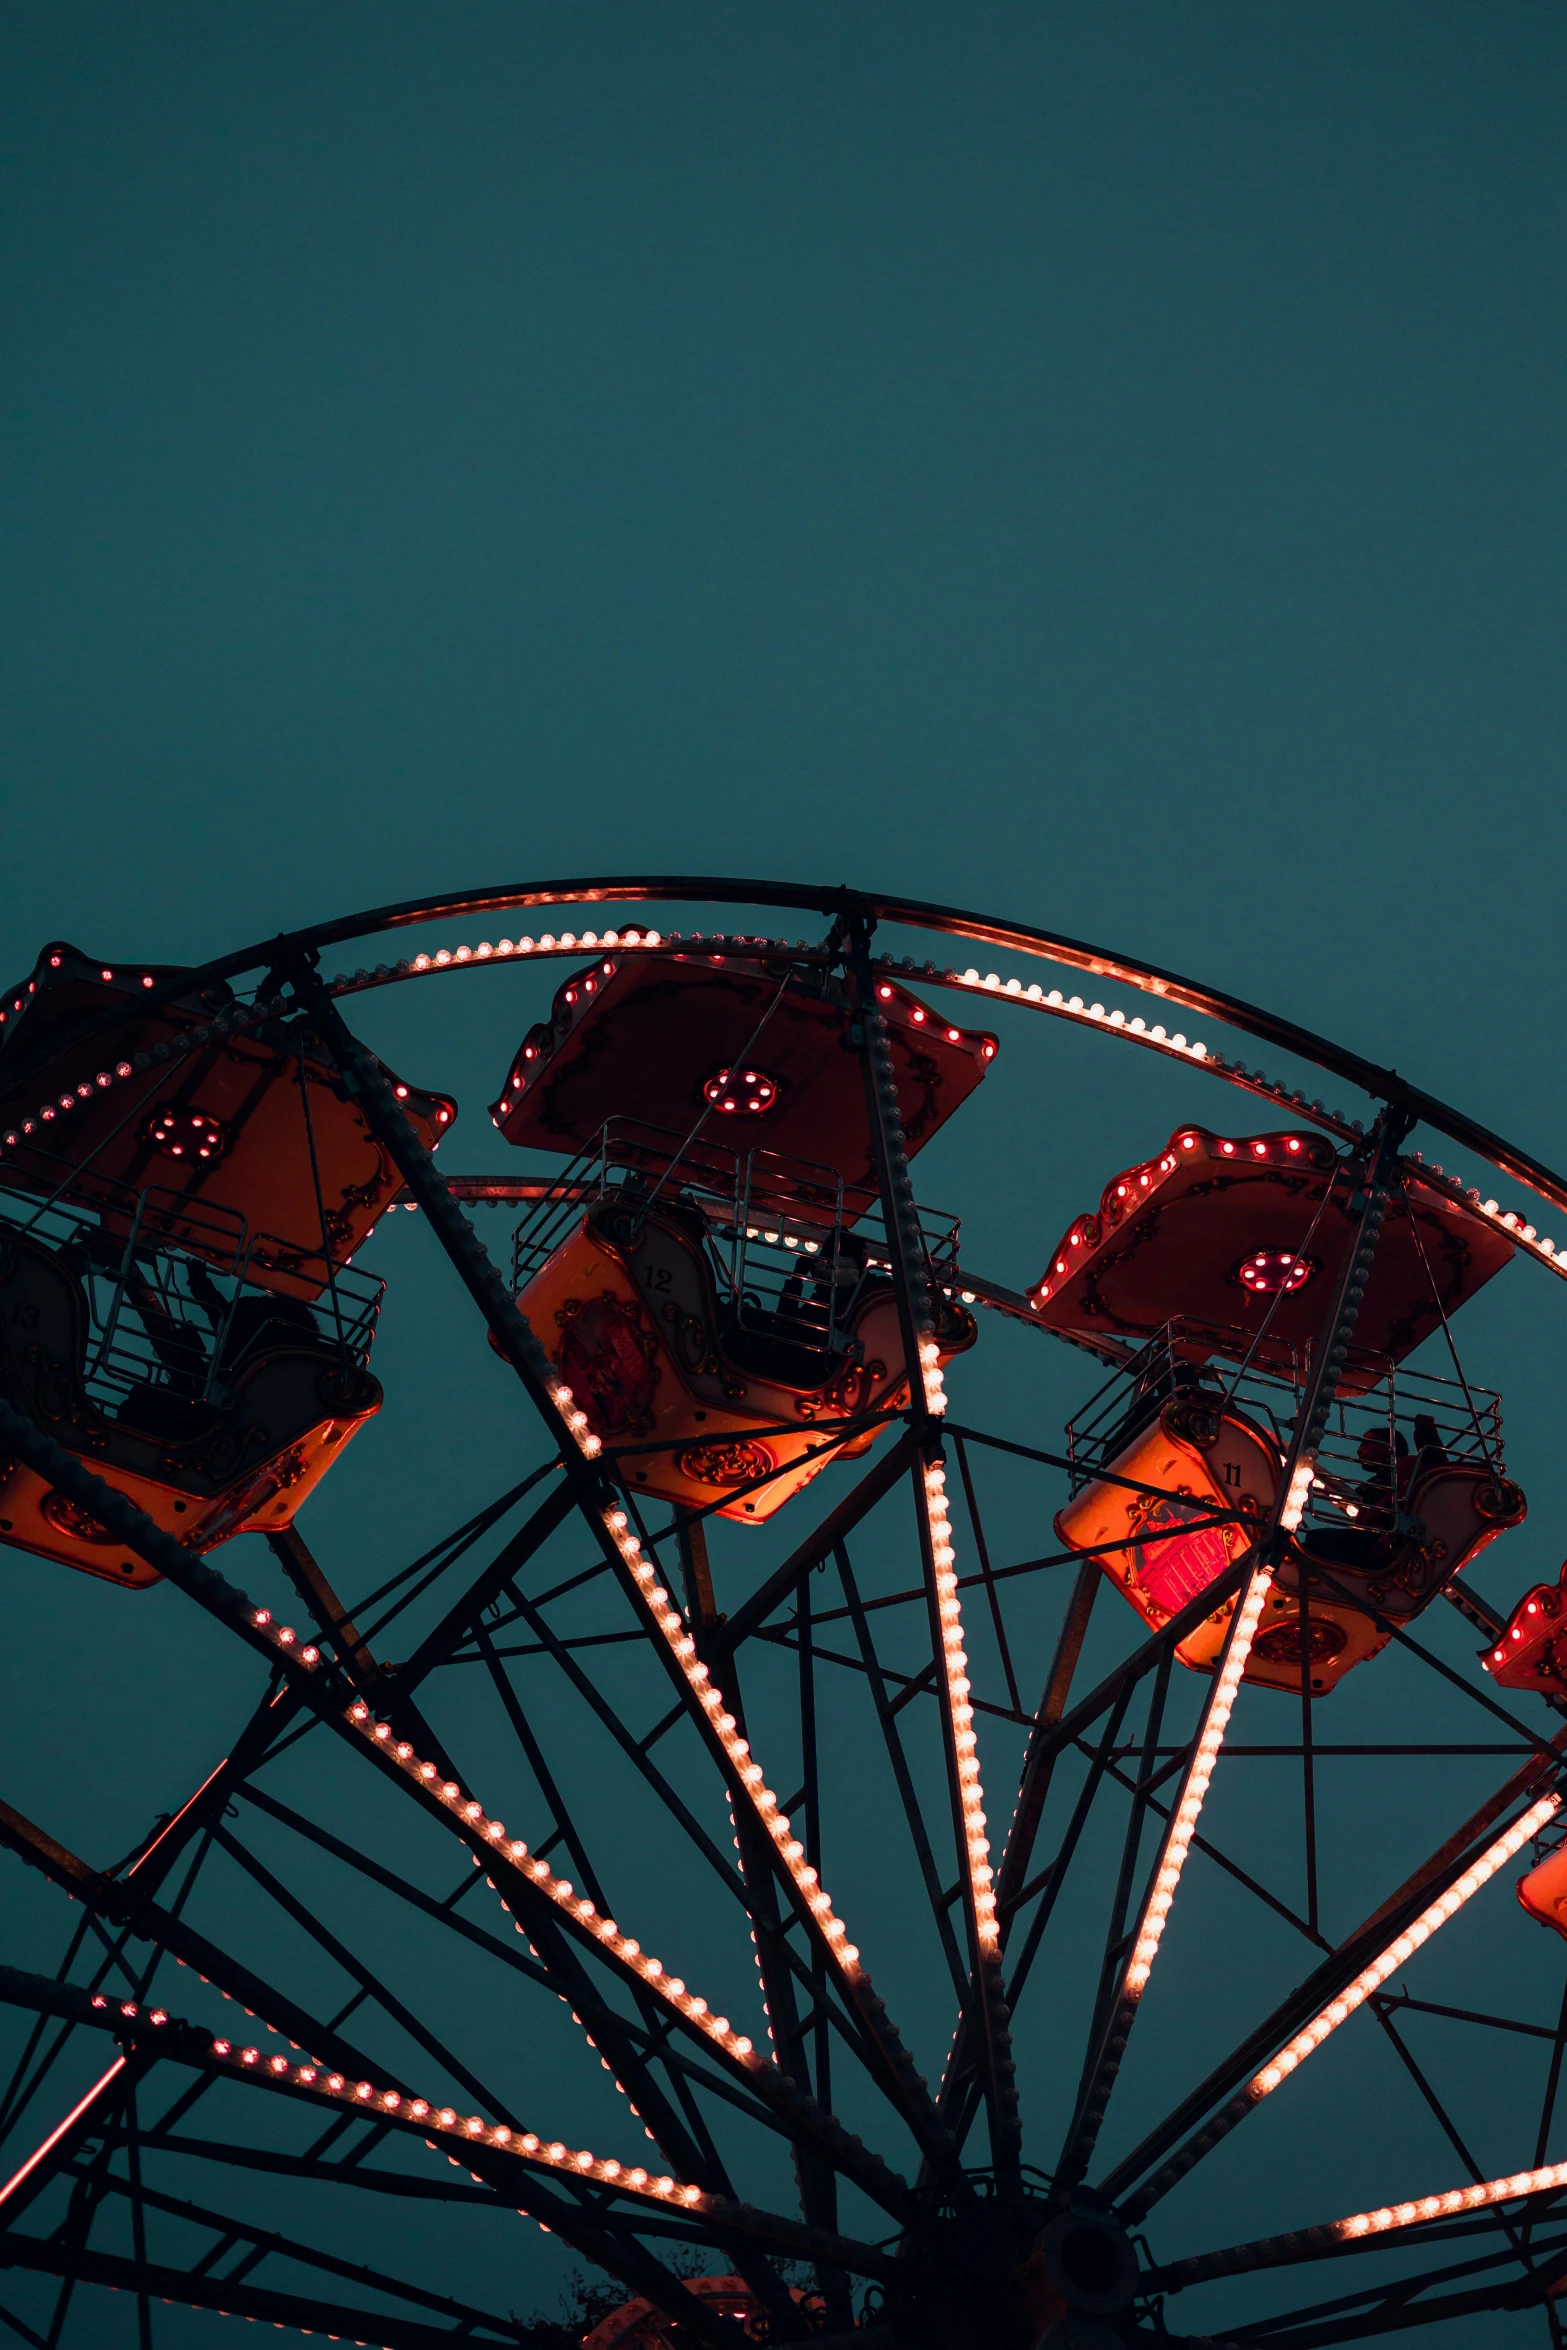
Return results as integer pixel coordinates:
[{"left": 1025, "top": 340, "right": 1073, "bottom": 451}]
[
  {"left": 203, "top": 1822, "right": 516, "bottom": 2119},
  {"left": 1301, "top": 1573, "right": 1320, "bottom": 1938},
  {"left": 835, "top": 1540, "right": 969, "bottom": 2001},
  {"left": 56, "top": 2157, "right": 519, "bottom": 2335},
  {"left": 999, "top": 1688, "right": 1136, "bottom": 2012},
  {"left": 1054, "top": 1547, "right": 1270, "bottom": 2190},
  {"left": 1103, "top": 1758, "right": 1566, "bottom": 2216},
  {"left": 951, "top": 1432, "right": 1023, "bottom": 1718},
  {"left": 724, "top": 1429, "right": 924, "bottom": 1643},
  {"left": 0, "top": 2236, "right": 559, "bottom": 2350},
  {"left": 1156, "top": 2220, "right": 1567, "bottom": 2333},
  {"left": 0, "top": 1967, "right": 881, "bottom": 2336},
  {"left": 389, "top": 1477, "right": 579, "bottom": 1691},
  {"left": 470, "top": 1578, "right": 744, "bottom": 1900},
  {"left": 846, "top": 933, "right": 1016, "bottom": 2180}
]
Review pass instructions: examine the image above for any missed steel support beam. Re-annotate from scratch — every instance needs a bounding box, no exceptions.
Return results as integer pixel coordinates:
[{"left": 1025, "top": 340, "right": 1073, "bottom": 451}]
[
  {"left": 1101, "top": 1737, "right": 1567, "bottom": 2216},
  {"left": 844, "top": 925, "right": 1017, "bottom": 2185}
]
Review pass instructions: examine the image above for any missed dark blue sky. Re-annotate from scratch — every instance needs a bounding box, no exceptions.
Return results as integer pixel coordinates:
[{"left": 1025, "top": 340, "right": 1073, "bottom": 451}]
[{"left": 3, "top": 10, "right": 1566, "bottom": 2346}]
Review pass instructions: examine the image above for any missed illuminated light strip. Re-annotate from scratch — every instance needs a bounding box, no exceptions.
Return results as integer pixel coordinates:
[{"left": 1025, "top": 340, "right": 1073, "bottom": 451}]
[
  {"left": 406, "top": 927, "right": 662, "bottom": 974},
  {"left": 1165, "top": 2148, "right": 1567, "bottom": 2288},
  {"left": 1187, "top": 2154, "right": 1567, "bottom": 2282},
  {"left": 1410, "top": 1160, "right": 1567, "bottom": 1287},
  {"left": 324, "top": 929, "right": 1567, "bottom": 1293},
  {"left": 0, "top": 989, "right": 455, "bottom": 1154},
  {"left": 0, "top": 2056, "right": 127, "bottom": 2211},
  {"left": 0, "top": 999, "right": 282, "bottom": 1152},
  {"left": 161, "top": 1934, "right": 664, "bottom": 2179},
  {"left": 924, "top": 1460, "right": 998, "bottom": 1957},
  {"left": 887, "top": 957, "right": 1567, "bottom": 1280},
  {"left": 600, "top": 1509, "right": 871, "bottom": 1983},
  {"left": 345, "top": 1698, "right": 773, "bottom": 2061},
  {"left": 889, "top": 958, "right": 1373, "bottom": 1143},
  {"left": 325, "top": 931, "right": 863, "bottom": 993},
  {"left": 953, "top": 965, "right": 1211, "bottom": 1063},
  {"left": 1249, "top": 1794, "right": 1561, "bottom": 2098},
  {"left": 1338, "top": 2159, "right": 1567, "bottom": 2240},
  {"left": 1278, "top": 1456, "right": 1316, "bottom": 1535},
  {"left": 917, "top": 1337, "right": 948, "bottom": 1417},
  {"left": 730, "top": 1803, "right": 780, "bottom": 2058},
  {"left": 1125, "top": 1567, "right": 1272, "bottom": 1996},
  {"left": 248, "top": 1607, "right": 320, "bottom": 1670},
  {"left": 193, "top": 2027, "right": 707, "bottom": 2209},
  {"left": 546, "top": 1378, "right": 603, "bottom": 1461},
  {"left": 326, "top": 926, "right": 699, "bottom": 991},
  {"left": 330, "top": 933, "right": 1349, "bottom": 1156}
]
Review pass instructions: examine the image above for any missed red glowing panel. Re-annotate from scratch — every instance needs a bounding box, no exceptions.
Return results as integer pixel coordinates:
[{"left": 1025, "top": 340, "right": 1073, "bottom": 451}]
[
  {"left": 1236, "top": 1250, "right": 1316, "bottom": 1296},
  {"left": 1519, "top": 1845, "right": 1567, "bottom": 1938},
  {"left": 1128, "top": 1499, "right": 1234, "bottom": 1614},
  {"left": 558, "top": 1296, "right": 660, "bottom": 1438},
  {"left": 702, "top": 1066, "right": 781, "bottom": 1117},
  {"left": 143, "top": 1105, "right": 233, "bottom": 1165}
]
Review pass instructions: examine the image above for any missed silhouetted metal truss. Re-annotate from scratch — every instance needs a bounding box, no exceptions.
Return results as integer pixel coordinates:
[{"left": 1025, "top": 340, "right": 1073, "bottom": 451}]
[{"left": 0, "top": 878, "right": 1564, "bottom": 2350}]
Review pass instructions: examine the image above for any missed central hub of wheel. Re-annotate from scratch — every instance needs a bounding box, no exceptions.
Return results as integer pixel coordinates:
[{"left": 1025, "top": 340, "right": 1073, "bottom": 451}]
[
  {"left": 881, "top": 2192, "right": 1137, "bottom": 2349},
  {"left": 1036, "top": 2206, "right": 1140, "bottom": 2319}
]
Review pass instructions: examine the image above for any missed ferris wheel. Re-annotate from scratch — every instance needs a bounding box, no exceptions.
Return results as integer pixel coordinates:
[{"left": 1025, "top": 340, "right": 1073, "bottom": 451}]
[{"left": 0, "top": 876, "right": 1565, "bottom": 2350}]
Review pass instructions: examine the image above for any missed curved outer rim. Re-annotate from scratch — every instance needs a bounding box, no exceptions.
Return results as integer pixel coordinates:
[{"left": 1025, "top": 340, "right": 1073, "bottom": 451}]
[{"left": 9, "top": 873, "right": 1566, "bottom": 1216}]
